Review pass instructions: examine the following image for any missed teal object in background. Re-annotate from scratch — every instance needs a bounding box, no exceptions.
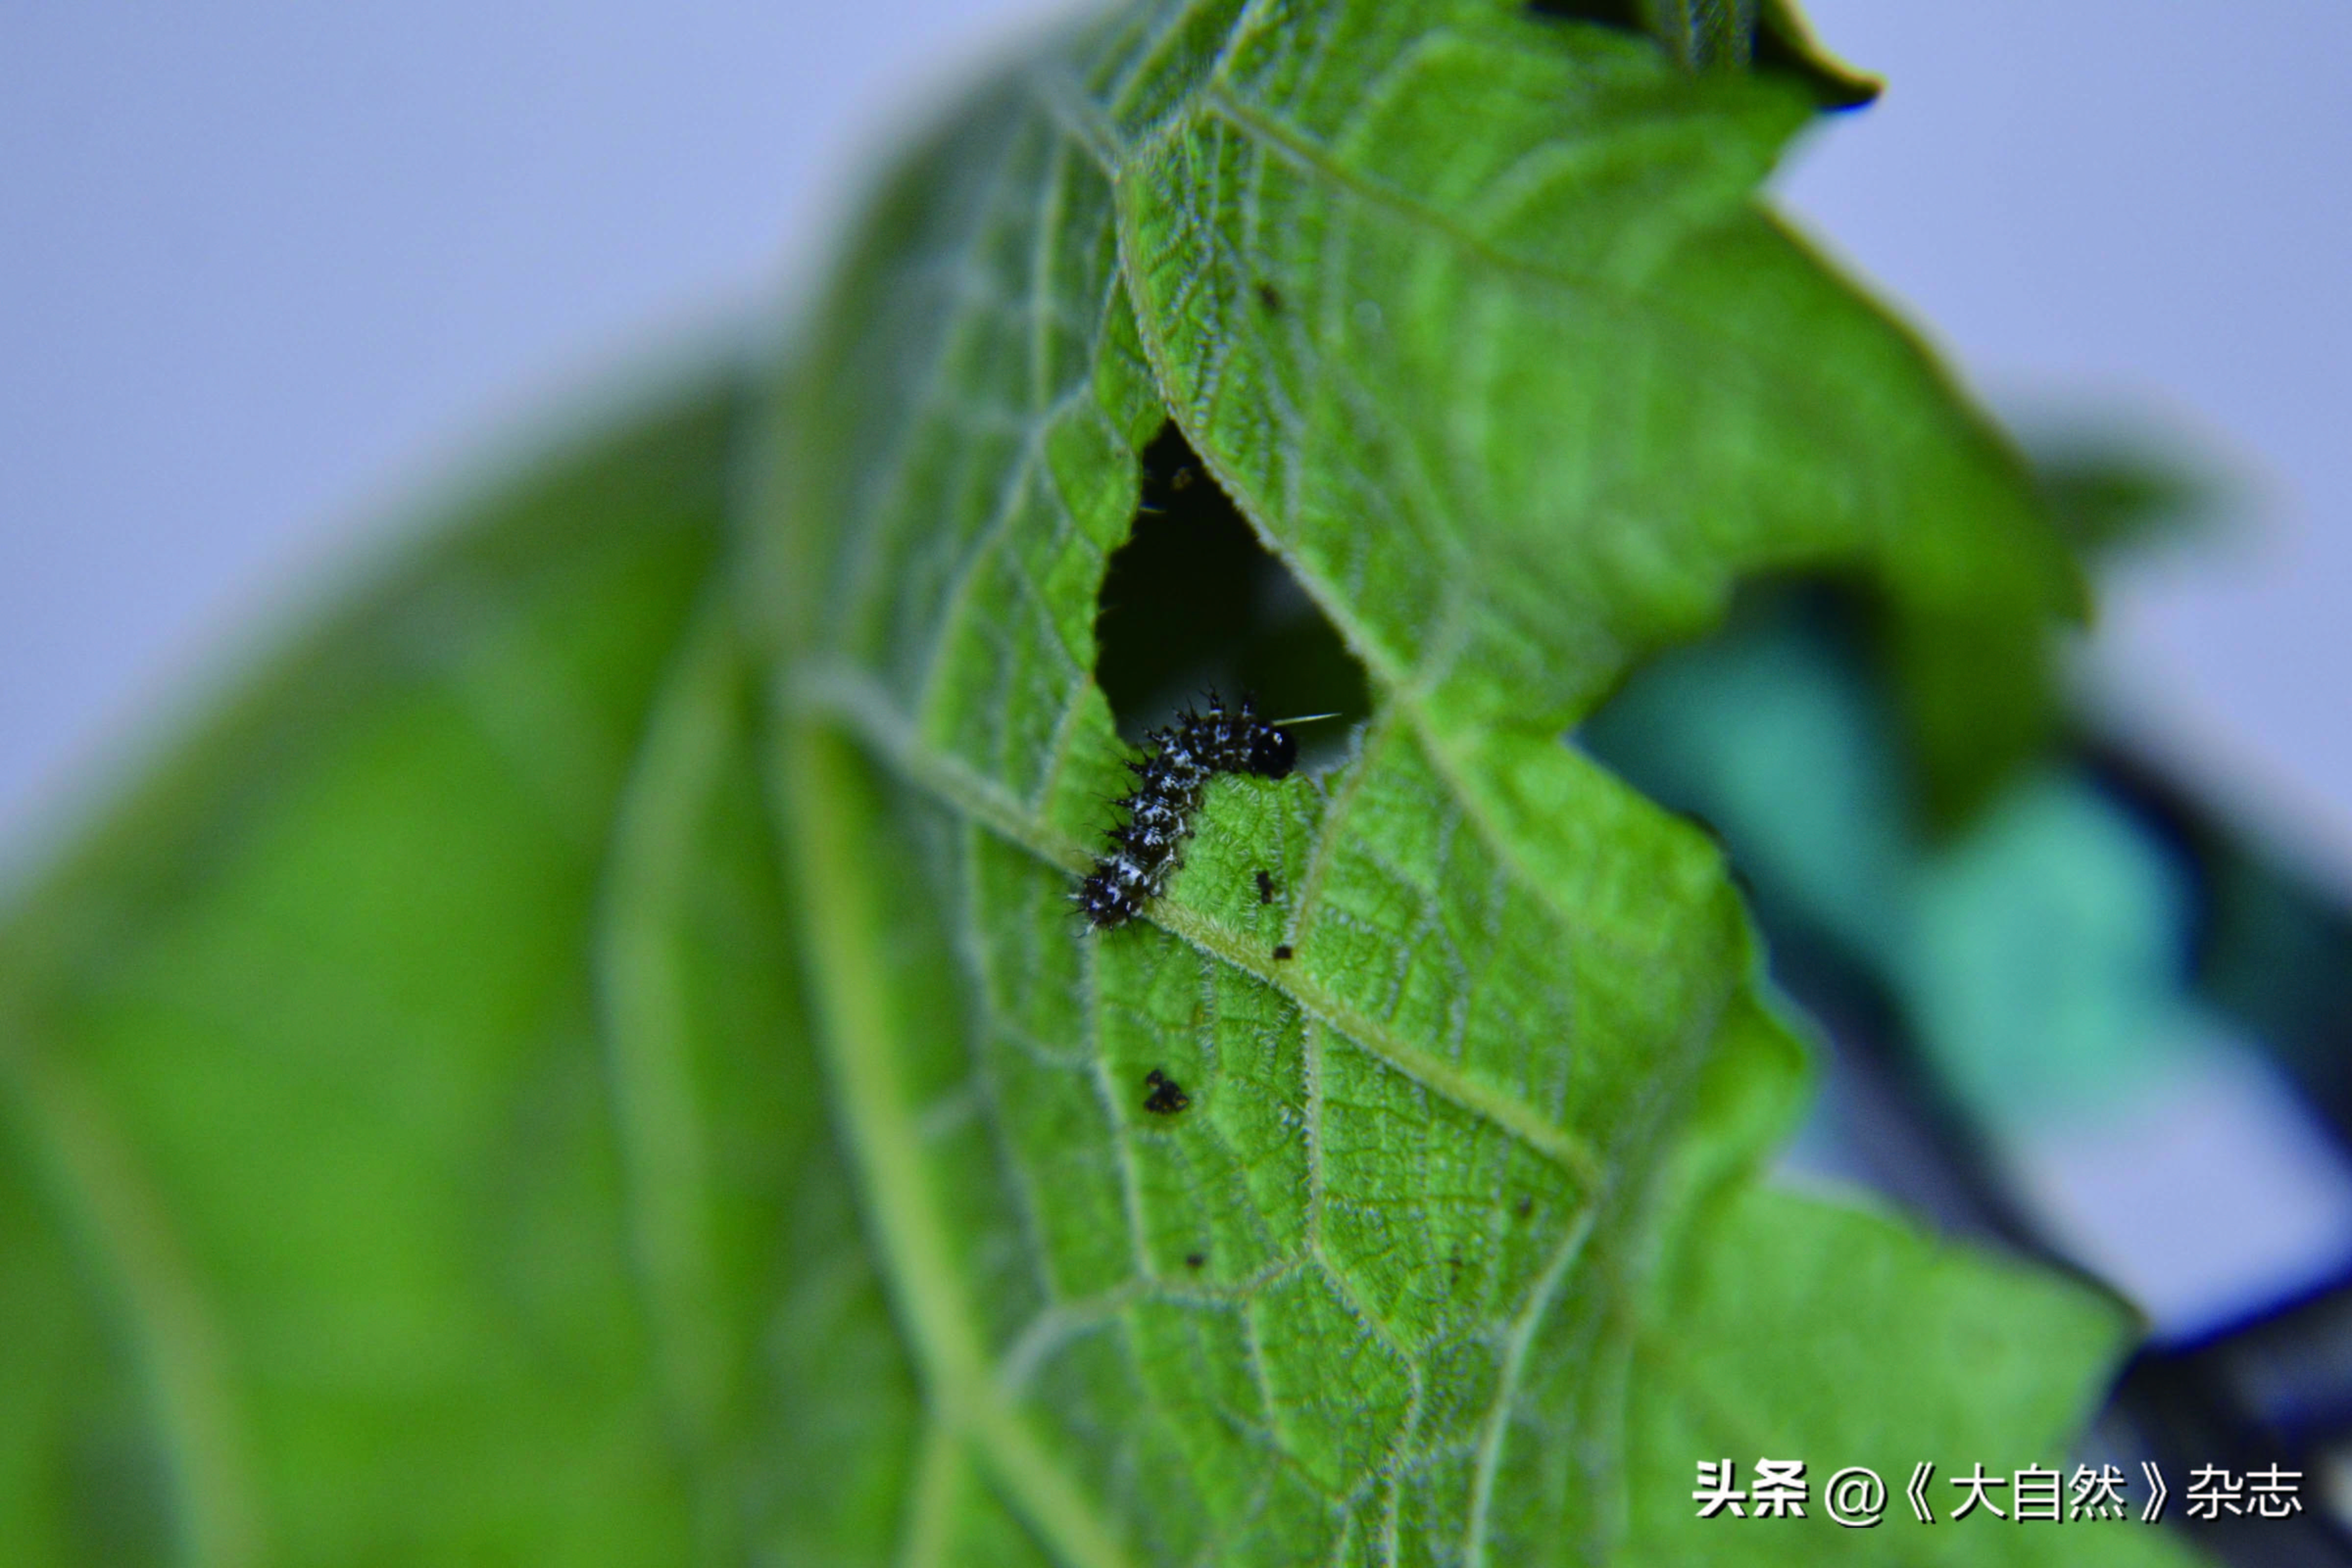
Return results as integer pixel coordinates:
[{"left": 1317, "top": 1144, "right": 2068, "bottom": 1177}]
[
  {"left": 1584, "top": 591, "right": 2352, "bottom": 1343},
  {"left": 1576, "top": 596, "right": 1914, "bottom": 969},
  {"left": 1906, "top": 774, "right": 2207, "bottom": 1130}
]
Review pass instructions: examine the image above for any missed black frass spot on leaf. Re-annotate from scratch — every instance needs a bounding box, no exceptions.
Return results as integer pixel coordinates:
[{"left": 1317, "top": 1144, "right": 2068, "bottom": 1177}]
[
  {"left": 1093, "top": 421, "right": 1369, "bottom": 773},
  {"left": 1255, "top": 869, "right": 1275, "bottom": 905},
  {"left": 1142, "top": 1068, "right": 1191, "bottom": 1115},
  {"left": 1272, "top": 944, "right": 1294, "bottom": 962}
]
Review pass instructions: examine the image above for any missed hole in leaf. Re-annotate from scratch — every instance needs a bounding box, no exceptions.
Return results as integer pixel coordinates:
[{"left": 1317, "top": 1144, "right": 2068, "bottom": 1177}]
[{"left": 1093, "top": 420, "right": 1371, "bottom": 771}]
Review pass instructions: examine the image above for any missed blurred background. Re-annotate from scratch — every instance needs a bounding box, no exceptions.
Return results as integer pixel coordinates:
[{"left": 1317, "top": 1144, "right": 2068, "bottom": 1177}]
[{"left": 5, "top": 0, "right": 2348, "bottom": 1558}]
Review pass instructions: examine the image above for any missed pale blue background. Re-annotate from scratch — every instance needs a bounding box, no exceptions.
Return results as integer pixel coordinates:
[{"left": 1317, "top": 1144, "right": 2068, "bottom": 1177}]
[{"left": 5, "top": 0, "right": 2348, "bottom": 878}]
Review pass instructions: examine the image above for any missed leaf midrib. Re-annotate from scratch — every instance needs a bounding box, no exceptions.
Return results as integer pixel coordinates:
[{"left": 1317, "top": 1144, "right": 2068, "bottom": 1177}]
[{"left": 781, "top": 712, "right": 1140, "bottom": 1568}]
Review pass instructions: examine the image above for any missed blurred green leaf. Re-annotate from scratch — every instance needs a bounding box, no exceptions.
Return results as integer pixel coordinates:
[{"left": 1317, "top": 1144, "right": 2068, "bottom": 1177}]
[
  {"left": 1, "top": 375, "right": 744, "bottom": 1564},
  {"left": 2028, "top": 435, "right": 2222, "bottom": 557},
  {"left": 2, "top": 1, "right": 2205, "bottom": 1564}
]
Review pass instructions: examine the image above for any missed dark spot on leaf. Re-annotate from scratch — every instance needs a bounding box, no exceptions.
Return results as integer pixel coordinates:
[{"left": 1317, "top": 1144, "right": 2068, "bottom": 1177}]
[
  {"left": 1185, "top": 1251, "right": 1206, "bottom": 1271},
  {"left": 1516, "top": 1196, "right": 1534, "bottom": 1219},
  {"left": 1255, "top": 869, "right": 1275, "bottom": 904},
  {"left": 1143, "top": 1068, "right": 1191, "bottom": 1115},
  {"left": 1093, "top": 421, "right": 1370, "bottom": 769},
  {"left": 1255, "top": 280, "right": 1284, "bottom": 315},
  {"left": 1273, "top": 944, "right": 1293, "bottom": 962}
]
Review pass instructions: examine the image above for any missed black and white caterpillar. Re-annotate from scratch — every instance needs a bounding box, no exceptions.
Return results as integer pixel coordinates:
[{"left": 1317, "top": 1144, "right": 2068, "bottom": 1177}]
[{"left": 1075, "top": 694, "right": 1297, "bottom": 930}]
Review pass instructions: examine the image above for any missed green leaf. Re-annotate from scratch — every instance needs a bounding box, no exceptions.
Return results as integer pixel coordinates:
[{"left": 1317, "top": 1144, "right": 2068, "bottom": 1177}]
[
  {"left": 2025, "top": 431, "right": 2225, "bottom": 558},
  {"left": 750, "top": 0, "right": 2184, "bottom": 1564},
  {"left": 1620, "top": 1011, "right": 2203, "bottom": 1564},
  {"left": 0, "top": 373, "right": 746, "bottom": 1563},
  {"left": 1628, "top": 1188, "right": 2207, "bottom": 1565},
  {"left": 2, "top": 2, "right": 2208, "bottom": 1565}
]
